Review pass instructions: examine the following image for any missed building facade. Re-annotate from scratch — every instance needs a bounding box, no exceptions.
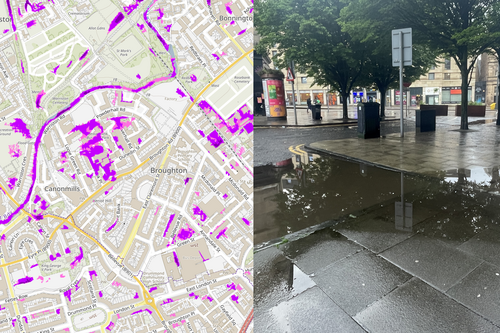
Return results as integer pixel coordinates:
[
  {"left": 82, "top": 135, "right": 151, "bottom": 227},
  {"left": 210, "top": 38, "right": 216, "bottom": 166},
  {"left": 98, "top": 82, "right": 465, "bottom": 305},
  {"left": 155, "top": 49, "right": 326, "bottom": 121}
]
[
  {"left": 267, "top": 47, "right": 499, "bottom": 108},
  {"left": 478, "top": 53, "right": 499, "bottom": 107}
]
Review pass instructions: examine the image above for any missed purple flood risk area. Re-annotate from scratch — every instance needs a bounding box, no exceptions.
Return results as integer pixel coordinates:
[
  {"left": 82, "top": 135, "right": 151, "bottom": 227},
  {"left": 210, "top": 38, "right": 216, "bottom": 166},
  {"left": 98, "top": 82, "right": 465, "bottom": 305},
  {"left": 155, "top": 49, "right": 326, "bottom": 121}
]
[
  {"left": 173, "top": 251, "right": 180, "bottom": 267},
  {"left": 206, "top": 130, "right": 223, "bottom": 148},
  {"left": 108, "top": 12, "right": 124, "bottom": 33},
  {"left": 8, "top": 118, "right": 32, "bottom": 139},
  {"left": 0, "top": 1, "right": 176, "bottom": 226},
  {"left": 163, "top": 214, "right": 175, "bottom": 237}
]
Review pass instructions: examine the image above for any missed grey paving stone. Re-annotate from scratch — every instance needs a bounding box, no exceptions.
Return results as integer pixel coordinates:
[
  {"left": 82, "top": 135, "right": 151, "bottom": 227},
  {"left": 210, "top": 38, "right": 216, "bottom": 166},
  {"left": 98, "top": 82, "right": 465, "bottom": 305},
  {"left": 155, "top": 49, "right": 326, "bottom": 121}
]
[
  {"left": 458, "top": 229, "right": 500, "bottom": 267},
  {"left": 312, "top": 251, "right": 412, "bottom": 315},
  {"left": 255, "top": 246, "right": 317, "bottom": 314},
  {"left": 280, "top": 228, "right": 362, "bottom": 274},
  {"left": 255, "top": 286, "right": 366, "bottom": 333},
  {"left": 447, "top": 262, "right": 500, "bottom": 326},
  {"left": 309, "top": 120, "right": 500, "bottom": 175},
  {"left": 355, "top": 277, "right": 500, "bottom": 333},
  {"left": 335, "top": 215, "right": 413, "bottom": 253},
  {"left": 380, "top": 234, "right": 482, "bottom": 291},
  {"left": 415, "top": 211, "right": 489, "bottom": 247}
]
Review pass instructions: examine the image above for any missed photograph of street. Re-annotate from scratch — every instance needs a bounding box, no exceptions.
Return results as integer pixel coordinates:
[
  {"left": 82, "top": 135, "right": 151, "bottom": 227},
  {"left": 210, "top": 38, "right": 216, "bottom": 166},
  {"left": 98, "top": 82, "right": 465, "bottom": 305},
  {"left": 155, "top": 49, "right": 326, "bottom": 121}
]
[{"left": 253, "top": 0, "right": 500, "bottom": 331}]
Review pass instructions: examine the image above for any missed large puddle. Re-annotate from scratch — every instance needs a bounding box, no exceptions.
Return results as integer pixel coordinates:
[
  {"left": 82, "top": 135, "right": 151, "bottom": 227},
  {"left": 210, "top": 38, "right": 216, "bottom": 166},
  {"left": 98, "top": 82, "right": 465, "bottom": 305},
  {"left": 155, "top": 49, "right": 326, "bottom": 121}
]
[
  {"left": 255, "top": 149, "right": 500, "bottom": 247},
  {"left": 255, "top": 148, "right": 500, "bottom": 332}
]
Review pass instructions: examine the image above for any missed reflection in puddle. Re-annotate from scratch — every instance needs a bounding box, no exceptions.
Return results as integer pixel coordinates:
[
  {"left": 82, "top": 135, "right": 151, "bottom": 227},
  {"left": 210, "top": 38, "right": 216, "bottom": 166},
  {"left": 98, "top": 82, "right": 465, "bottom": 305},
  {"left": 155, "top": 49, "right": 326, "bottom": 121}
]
[{"left": 255, "top": 150, "right": 500, "bottom": 246}]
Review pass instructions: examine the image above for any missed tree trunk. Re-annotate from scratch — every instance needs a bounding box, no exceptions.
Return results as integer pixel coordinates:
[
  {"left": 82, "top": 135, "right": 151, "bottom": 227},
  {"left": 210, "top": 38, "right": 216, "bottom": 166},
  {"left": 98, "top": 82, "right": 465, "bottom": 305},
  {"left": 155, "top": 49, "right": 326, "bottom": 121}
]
[
  {"left": 460, "top": 63, "right": 469, "bottom": 130},
  {"left": 379, "top": 88, "right": 387, "bottom": 119},
  {"left": 342, "top": 92, "right": 349, "bottom": 119}
]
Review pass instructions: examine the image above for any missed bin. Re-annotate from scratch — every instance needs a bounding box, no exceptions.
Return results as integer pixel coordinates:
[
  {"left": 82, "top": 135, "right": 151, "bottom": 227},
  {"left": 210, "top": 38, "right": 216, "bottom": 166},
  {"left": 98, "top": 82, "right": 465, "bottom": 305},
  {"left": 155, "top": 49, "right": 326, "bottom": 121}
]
[
  {"left": 357, "top": 102, "right": 380, "bottom": 139},
  {"left": 416, "top": 109, "right": 436, "bottom": 132},
  {"left": 312, "top": 105, "right": 322, "bottom": 120}
]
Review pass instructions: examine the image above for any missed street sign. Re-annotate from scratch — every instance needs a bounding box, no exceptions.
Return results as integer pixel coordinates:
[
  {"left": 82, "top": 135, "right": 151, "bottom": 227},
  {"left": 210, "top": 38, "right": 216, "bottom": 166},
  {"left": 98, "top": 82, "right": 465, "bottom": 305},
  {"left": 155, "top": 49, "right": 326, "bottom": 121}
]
[
  {"left": 392, "top": 27, "right": 412, "bottom": 138},
  {"left": 392, "top": 28, "right": 412, "bottom": 67},
  {"left": 395, "top": 202, "right": 413, "bottom": 231},
  {"left": 286, "top": 67, "right": 295, "bottom": 81}
]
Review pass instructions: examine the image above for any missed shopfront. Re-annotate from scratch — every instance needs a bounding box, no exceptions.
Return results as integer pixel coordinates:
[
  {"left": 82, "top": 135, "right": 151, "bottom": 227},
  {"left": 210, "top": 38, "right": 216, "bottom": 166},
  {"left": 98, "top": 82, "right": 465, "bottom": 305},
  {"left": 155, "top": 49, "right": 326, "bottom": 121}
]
[
  {"left": 367, "top": 89, "right": 377, "bottom": 102},
  {"left": 409, "top": 87, "right": 423, "bottom": 106},
  {"left": 286, "top": 91, "right": 298, "bottom": 106},
  {"left": 327, "top": 93, "right": 337, "bottom": 106},
  {"left": 312, "top": 90, "right": 324, "bottom": 104},
  {"left": 353, "top": 89, "right": 364, "bottom": 103},
  {"left": 299, "top": 91, "right": 310, "bottom": 105},
  {"left": 394, "top": 90, "right": 407, "bottom": 105},
  {"left": 423, "top": 87, "right": 440, "bottom": 105},
  {"left": 442, "top": 86, "right": 472, "bottom": 104}
]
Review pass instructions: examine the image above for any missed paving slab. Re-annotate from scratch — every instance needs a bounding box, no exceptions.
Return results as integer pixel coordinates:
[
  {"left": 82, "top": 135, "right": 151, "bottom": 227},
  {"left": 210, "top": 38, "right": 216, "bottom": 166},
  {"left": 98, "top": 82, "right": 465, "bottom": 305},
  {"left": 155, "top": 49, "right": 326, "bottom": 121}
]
[
  {"left": 354, "top": 277, "right": 500, "bottom": 333},
  {"left": 280, "top": 228, "right": 362, "bottom": 274},
  {"left": 457, "top": 229, "right": 500, "bottom": 267},
  {"left": 308, "top": 119, "right": 500, "bottom": 175},
  {"left": 312, "top": 251, "right": 412, "bottom": 316},
  {"left": 415, "top": 207, "right": 495, "bottom": 248},
  {"left": 255, "top": 286, "right": 367, "bottom": 333},
  {"left": 254, "top": 107, "right": 404, "bottom": 127},
  {"left": 447, "top": 262, "right": 500, "bottom": 326},
  {"left": 335, "top": 213, "right": 414, "bottom": 253},
  {"left": 380, "top": 234, "right": 483, "bottom": 292},
  {"left": 254, "top": 246, "right": 315, "bottom": 312}
]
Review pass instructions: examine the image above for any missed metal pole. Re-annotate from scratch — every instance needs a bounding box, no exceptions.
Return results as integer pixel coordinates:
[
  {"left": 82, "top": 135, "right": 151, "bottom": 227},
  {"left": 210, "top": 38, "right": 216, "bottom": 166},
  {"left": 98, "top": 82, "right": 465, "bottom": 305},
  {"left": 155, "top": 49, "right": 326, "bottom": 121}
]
[
  {"left": 327, "top": 86, "right": 330, "bottom": 113},
  {"left": 401, "top": 171, "right": 404, "bottom": 221},
  {"left": 291, "top": 61, "right": 298, "bottom": 125},
  {"left": 406, "top": 90, "right": 409, "bottom": 117},
  {"left": 400, "top": 31, "right": 404, "bottom": 137}
]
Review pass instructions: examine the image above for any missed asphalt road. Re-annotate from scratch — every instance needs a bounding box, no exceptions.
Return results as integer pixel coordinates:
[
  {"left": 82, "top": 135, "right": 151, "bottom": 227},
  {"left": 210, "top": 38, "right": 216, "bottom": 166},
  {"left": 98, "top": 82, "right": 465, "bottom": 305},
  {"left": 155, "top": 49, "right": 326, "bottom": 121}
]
[{"left": 254, "top": 120, "right": 417, "bottom": 166}]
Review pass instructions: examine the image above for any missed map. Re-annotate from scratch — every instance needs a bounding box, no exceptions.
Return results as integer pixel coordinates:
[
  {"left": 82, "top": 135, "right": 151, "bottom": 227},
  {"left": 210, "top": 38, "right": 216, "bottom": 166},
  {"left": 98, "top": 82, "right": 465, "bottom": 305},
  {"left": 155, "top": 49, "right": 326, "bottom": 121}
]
[{"left": 0, "top": 0, "right": 254, "bottom": 331}]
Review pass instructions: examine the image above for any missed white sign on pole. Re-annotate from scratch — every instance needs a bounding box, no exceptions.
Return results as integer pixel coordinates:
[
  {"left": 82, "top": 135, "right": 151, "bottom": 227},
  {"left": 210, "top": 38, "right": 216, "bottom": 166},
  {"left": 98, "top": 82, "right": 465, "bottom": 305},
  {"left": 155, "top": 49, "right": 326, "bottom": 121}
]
[{"left": 392, "top": 28, "right": 412, "bottom": 67}]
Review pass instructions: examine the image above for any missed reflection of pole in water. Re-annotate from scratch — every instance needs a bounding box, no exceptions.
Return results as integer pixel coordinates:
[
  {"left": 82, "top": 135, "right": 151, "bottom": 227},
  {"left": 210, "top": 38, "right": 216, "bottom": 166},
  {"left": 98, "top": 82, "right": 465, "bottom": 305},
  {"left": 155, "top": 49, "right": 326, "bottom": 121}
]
[
  {"left": 395, "top": 172, "right": 413, "bottom": 231},
  {"left": 490, "top": 166, "right": 500, "bottom": 189}
]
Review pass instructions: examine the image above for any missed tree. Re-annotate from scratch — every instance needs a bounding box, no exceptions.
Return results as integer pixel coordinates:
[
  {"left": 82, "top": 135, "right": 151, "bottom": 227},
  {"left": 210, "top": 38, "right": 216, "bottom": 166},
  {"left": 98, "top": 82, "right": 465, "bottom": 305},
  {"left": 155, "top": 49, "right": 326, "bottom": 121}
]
[
  {"left": 387, "top": 0, "right": 498, "bottom": 130},
  {"left": 254, "top": 0, "right": 371, "bottom": 119},
  {"left": 339, "top": 0, "right": 438, "bottom": 118}
]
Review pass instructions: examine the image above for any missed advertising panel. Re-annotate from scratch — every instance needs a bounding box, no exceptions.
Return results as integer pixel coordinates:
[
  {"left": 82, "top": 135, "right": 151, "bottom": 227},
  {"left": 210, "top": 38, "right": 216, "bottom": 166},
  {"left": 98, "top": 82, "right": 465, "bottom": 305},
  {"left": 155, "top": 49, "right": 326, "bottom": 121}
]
[{"left": 263, "top": 79, "right": 287, "bottom": 118}]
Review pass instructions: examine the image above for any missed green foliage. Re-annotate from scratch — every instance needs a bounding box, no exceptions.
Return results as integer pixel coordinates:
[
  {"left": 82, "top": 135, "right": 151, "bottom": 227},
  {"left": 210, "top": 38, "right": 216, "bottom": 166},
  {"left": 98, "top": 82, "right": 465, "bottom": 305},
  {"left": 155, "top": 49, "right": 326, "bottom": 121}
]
[
  {"left": 255, "top": 0, "right": 371, "bottom": 118},
  {"left": 257, "top": 68, "right": 284, "bottom": 78},
  {"left": 338, "top": 0, "right": 438, "bottom": 115},
  {"left": 276, "top": 237, "right": 289, "bottom": 248},
  {"left": 384, "top": 0, "right": 499, "bottom": 129}
]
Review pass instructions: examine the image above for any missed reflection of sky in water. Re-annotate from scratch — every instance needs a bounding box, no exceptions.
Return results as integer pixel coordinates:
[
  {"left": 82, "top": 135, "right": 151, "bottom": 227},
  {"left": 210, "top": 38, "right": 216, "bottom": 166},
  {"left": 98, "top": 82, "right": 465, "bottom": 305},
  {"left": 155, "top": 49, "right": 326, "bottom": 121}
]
[
  {"left": 256, "top": 148, "right": 500, "bottom": 247},
  {"left": 444, "top": 167, "right": 496, "bottom": 185}
]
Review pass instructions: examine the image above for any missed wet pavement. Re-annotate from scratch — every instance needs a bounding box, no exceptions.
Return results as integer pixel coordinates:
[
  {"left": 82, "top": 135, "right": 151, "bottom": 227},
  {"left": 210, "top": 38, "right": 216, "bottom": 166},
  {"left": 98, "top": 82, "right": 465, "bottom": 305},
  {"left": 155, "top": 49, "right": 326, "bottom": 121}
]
[
  {"left": 254, "top": 120, "right": 500, "bottom": 332},
  {"left": 255, "top": 153, "right": 431, "bottom": 245},
  {"left": 255, "top": 106, "right": 405, "bottom": 127},
  {"left": 255, "top": 107, "right": 497, "bottom": 128},
  {"left": 308, "top": 116, "right": 499, "bottom": 175}
]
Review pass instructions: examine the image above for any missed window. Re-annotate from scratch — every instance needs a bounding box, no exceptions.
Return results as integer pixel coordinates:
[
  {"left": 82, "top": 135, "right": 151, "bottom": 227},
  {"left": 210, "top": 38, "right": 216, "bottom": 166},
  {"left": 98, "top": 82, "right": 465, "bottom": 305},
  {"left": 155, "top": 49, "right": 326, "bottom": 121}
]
[
  {"left": 430, "top": 65, "right": 436, "bottom": 70},
  {"left": 445, "top": 58, "right": 451, "bottom": 70},
  {"left": 444, "top": 73, "right": 451, "bottom": 80},
  {"left": 272, "top": 51, "right": 277, "bottom": 57},
  {"left": 299, "top": 91, "right": 310, "bottom": 105},
  {"left": 442, "top": 87, "right": 472, "bottom": 104},
  {"left": 301, "top": 77, "right": 307, "bottom": 83},
  {"left": 428, "top": 73, "right": 435, "bottom": 80}
]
